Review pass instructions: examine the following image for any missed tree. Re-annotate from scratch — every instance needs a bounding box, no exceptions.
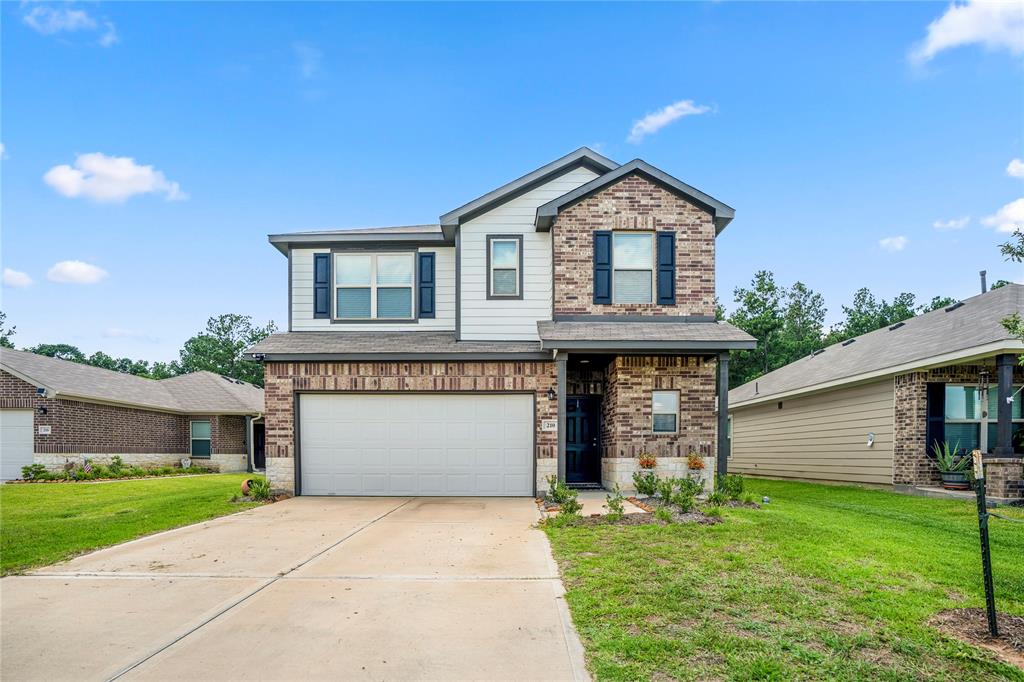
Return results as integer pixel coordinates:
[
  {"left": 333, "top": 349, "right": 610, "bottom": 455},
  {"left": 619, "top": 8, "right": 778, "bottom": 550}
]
[
  {"left": 998, "top": 230, "right": 1023, "bottom": 362},
  {"left": 25, "top": 343, "right": 87, "bottom": 363},
  {"left": 990, "top": 280, "right": 1013, "bottom": 290},
  {"left": 827, "top": 288, "right": 917, "bottom": 343},
  {"left": 779, "top": 282, "right": 827, "bottom": 361},
  {"left": 918, "top": 296, "right": 958, "bottom": 313},
  {"left": 0, "top": 311, "right": 14, "bottom": 349},
  {"left": 728, "top": 271, "right": 786, "bottom": 387},
  {"left": 178, "top": 314, "right": 276, "bottom": 386}
]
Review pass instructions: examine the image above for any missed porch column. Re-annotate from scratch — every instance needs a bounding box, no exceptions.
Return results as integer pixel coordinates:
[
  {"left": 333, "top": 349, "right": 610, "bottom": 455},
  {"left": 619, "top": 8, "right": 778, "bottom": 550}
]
[
  {"left": 993, "top": 353, "right": 1018, "bottom": 457},
  {"left": 556, "top": 352, "right": 568, "bottom": 481},
  {"left": 717, "top": 351, "right": 730, "bottom": 476}
]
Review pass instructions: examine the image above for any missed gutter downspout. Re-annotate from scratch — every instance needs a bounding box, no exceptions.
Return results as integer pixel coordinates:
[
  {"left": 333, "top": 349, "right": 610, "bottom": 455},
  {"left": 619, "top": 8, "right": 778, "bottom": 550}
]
[{"left": 245, "top": 415, "right": 255, "bottom": 474}]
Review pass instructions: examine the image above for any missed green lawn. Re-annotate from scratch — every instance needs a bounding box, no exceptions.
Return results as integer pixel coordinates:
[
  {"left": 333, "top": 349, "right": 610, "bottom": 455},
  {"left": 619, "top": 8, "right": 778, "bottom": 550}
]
[
  {"left": 545, "top": 479, "right": 1024, "bottom": 681},
  {"left": 0, "top": 473, "right": 261, "bottom": 575}
]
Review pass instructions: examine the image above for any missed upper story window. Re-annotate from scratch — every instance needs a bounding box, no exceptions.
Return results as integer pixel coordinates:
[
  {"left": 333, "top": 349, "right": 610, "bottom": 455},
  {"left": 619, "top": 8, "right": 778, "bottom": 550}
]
[
  {"left": 334, "top": 253, "right": 414, "bottom": 319},
  {"left": 612, "top": 232, "right": 654, "bottom": 304},
  {"left": 487, "top": 235, "right": 522, "bottom": 299}
]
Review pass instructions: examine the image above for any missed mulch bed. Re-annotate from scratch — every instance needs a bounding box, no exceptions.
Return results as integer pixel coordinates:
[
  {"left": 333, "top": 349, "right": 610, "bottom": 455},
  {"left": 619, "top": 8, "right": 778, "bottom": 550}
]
[
  {"left": 930, "top": 608, "right": 1024, "bottom": 669},
  {"left": 569, "top": 511, "right": 722, "bottom": 526}
]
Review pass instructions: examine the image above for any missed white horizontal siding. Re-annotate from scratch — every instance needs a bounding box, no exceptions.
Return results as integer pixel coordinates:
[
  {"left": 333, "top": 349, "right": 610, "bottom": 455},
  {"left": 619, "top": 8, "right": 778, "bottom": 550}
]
[
  {"left": 459, "top": 166, "right": 599, "bottom": 340},
  {"left": 291, "top": 247, "right": 455, "bottom": 332}
]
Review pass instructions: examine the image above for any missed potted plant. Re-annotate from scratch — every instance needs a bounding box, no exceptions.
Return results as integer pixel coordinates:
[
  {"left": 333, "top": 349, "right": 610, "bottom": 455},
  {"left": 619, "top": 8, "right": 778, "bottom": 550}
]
[
  {"left": 638, "top": 454, "right": 657, "bottom": 470},
  {"left": 932, "top": 439, "right": 971, "bottom": 490},
  {"left": 686, "top": 452, "right": 705, "bottom": 470}
]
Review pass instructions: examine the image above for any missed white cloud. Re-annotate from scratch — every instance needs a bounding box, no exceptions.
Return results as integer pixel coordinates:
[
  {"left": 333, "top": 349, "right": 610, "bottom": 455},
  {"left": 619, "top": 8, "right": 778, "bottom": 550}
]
[
  {"left": 879, "top": 236, "right": 909, "bottom": 252},
  {"left": 44, "top": 152, "right": 186, "bottom": 203},
  {"left": 910, "top": 1, "right": 1024, "bottom": 64},
  {"left": 47, "top": 260, "right": 108, "bottom": 284},
  {"left": 22, "top": 4, "right": 118, "bottom": 47},
  {"left": 982, "top": 197, "right": 1024, "bottom": 233},
  {"left": 293, "top": 42, "right": 323, "bottom": 79},
  {"left": 1007, "top": 158, "right": 1024, "bottom": 178},
  {"left": 933, "top": 216, "right": 970, "bottom": 230},
  {"left": 3, "top": 268, "right": 33, "bottom": 288},
  {"left": 627, "top": 99, "right": 711, "bottom": 144}
]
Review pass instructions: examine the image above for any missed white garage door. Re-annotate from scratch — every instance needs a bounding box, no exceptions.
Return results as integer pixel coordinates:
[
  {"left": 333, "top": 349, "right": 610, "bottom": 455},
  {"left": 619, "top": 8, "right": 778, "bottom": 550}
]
[
  {"left": 299, "top": 393, "right": 534, "bottom": 496},
  {"left": 1, "top": 410, "right": 34, "bottom": 481}
]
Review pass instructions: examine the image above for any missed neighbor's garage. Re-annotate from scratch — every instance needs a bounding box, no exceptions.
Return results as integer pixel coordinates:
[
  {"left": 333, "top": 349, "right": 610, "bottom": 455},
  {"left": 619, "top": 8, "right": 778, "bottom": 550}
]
[
  {"left": 298, "top": 393, "right": 534, "bottom": 496},
  {"left": 1, "top": 410, "right": 34, "bottom": 481}
]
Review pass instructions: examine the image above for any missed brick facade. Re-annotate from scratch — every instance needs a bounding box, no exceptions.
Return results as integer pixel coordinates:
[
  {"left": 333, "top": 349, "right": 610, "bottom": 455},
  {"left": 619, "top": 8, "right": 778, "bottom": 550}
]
[
  {"left": 263, "top": 360, "right": 559, "bottom": 493},
  {"left": 552, "top": 173, "right": 716, "bottom": 317},
  {"left": 894, "top": 363, "right": 1024, "bottom": 493},
  {"left": 0, "top": 369, "right": 248, "bottom": 472}
]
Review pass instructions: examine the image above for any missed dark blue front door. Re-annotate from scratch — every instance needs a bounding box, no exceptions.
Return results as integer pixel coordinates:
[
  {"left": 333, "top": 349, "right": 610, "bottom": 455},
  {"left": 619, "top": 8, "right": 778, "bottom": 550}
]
[{"left": 566, "top": 396, "right": 601, "bottom": 483}]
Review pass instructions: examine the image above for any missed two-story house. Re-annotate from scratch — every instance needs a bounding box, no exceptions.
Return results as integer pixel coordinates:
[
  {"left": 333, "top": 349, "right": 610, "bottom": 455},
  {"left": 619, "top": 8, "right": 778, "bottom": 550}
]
[{"left": 246, "top": 148, "right": 755, "bottom": 496}]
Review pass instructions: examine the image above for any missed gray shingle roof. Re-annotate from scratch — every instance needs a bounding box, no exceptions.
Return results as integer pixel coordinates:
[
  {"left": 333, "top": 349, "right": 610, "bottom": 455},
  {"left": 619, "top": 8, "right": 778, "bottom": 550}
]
[
  {"left": 0, "top": 348, "right": 263, "bottom": 414},
  {"left": 729, "top": 283, "right": 1024, "bottom": 406},
  {"left": 246, "top": 332, "right": 544, "bottom": 358},
  {"left": 537, "top": 320, "right": 755, "bottom": 350}
]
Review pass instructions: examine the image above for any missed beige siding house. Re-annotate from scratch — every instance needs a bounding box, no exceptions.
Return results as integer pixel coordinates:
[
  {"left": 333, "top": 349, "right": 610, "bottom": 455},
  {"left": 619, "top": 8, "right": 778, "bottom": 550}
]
[{"left": 728, "top": 283, "right": 1024, "bottom": 501}]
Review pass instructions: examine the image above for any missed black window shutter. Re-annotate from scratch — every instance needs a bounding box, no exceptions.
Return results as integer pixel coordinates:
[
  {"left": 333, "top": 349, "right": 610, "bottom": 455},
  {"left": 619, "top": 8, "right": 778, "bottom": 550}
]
[
  {"left": 593, "top": 231, "right": 612, "bottom": 304},
  {"left": 656, "top": 231, "right": 676, "bottom": 305},
  {"left": 313, "top": 253, "right": 331, "bottom": 318},
  {"left": 417, "top": 252, "right": 435, "bottom": 318},
  {"left": 925, "top": 382, "right": 945, "bottom": 459}
]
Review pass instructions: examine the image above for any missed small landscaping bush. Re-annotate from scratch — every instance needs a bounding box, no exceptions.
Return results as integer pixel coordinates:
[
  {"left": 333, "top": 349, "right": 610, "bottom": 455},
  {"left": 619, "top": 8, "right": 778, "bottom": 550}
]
[
  {"left": 653, "top": 506, "right": 673, "bottom": 523},
  {"left": 704, "top": 505, "right": 723, "bottom": 519},
  {"left": 20, "top": 463, "right": 47, "bottom": 481},
  {"left": 632, "top": 470, "right": 658, "bottom": 497},
  {"left": 678, "top": 476, "right": 703, "bottom": 498},
  {"left": 716, "top": 473, "right": 745, "bottom": 500},
  {"left": 545, "top": 475, "right": 576, "bottom": 505},
  {"left": 109, "top": 455, "right": 124, "bottom": 475},
  {"left": 15, "top": 460, "right": 214, "bottom": 483},
  {"left": 706, "top": 491, "right": 728, "bottom": 507},
  {"left": 247, "top": 477, "right": 271, "bottom": 501},
  {"left": 604, "top": 485, "right": 625, "bottom": 521},
  {"left": 558, "top": 495, "right": 583, "bottom": 518}
]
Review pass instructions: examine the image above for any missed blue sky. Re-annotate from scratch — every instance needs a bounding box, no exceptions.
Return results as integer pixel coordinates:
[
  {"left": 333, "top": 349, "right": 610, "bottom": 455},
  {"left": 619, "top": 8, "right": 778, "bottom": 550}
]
[{"left": 2, "top": 1, "right": 1022, "bottom": 362}]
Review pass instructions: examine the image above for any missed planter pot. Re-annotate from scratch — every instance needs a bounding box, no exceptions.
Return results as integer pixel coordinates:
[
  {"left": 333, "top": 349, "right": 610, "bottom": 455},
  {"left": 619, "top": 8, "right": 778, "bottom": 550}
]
[{"left": 940, "top": 471, "right": 971, "bottom": 490}]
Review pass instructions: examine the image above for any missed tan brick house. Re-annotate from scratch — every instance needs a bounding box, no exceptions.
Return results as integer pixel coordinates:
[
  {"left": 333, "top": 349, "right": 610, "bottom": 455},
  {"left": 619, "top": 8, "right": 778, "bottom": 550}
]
[
  {"left": 728, "top": 284, "right": 1024, "bottom": 501},
  {"left": 246, "top": 148, "right": 755, "bottom": 496},
  {"left": 0, "top": 348, "right": 265, "bottom": 480}
]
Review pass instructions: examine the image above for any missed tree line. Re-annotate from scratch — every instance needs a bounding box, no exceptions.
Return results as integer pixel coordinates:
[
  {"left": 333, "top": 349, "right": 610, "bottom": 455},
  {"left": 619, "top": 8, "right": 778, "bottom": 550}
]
[{"left": 0, "top": 313, "right": 276, "bottom": 387}]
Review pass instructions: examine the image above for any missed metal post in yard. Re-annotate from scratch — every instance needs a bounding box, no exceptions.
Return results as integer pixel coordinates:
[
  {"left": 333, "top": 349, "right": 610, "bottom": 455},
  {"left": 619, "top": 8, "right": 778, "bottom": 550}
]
[{"left": 972, "top": 449, "right": 999, "bottom": 637}]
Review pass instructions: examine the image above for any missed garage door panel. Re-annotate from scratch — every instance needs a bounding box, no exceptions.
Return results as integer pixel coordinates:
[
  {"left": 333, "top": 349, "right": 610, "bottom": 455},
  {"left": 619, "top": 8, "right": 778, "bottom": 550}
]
[
  {"left": 1, "top": 410, "right": 34, "bottom": 482},
  {"left": 299, "top": 394, "right": 533, "bottom": 496}
]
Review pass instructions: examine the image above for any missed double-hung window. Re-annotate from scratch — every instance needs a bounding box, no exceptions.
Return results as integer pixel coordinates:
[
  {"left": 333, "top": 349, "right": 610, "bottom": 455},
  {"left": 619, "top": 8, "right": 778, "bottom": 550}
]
[
  {"left": 652, "top": 390, "right": 680, "bottom": 433},
  {"left": 612, "top": 232, "right": 654, "bottom": 304},
  {"left": 334, "top": 253, "right": 414, "bottom": 319},
  {"left": 190, "top": 420, "right": 212, "bottom": 457},
  {"left": 944, "top": 384, "right": 1023, "bottom": 453},
  {"left": 488, "top": 236, "right": 521, "bottom": 298}
]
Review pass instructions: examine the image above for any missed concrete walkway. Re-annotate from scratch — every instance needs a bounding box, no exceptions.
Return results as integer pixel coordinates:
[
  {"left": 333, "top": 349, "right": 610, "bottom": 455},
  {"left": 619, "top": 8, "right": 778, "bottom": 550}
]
[{"left": 1, "top": 497, "right": 588, "bottom": 681}]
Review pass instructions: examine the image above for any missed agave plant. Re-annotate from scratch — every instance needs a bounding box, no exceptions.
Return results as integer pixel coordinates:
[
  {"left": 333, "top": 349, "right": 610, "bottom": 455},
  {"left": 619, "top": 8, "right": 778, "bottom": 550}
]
[{"left": 932, "top": 439, "right": 969, "bottom": 473}]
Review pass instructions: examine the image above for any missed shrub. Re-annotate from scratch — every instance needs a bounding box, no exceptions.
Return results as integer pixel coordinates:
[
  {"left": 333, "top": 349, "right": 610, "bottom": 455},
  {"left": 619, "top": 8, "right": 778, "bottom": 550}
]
[
  {"left": 128, "top": 466, "right": 147, "bottom": 477},
  {"left": 704, "top": 506, "right": 723, "bottom": 519},
  {"left": 604, "top": 484, "right": 625, "bottom": 520},
  {"left": 557, "top": 496, "right": 583, "bottom": 517},
  {"left": 707, "top": 491, "right": 728, "bottom": 507},
  {"left": 109, "top": 455, "right": 124, "bottom": 474},
  {"left": 716, "top": 473, "right": 745, "bottom": 500},
  {"left": 21, "top": 463, "right": 48, "bottom": 480},
  {"left": 741, "top": 492, "right": 757, "bottom": 505},
  {"left": 678, "top": 476, "right": 703, "bottom": 498},
  {"left": 675, "top": 490, "right": 696, "bottom": 513},
  {"left": 545, "top": 475, "right": 576, "bottom": 504},
  {"left": 656, "top": 477, "right": 678, "bottom": 505},
  {"left": 91, "top": 465, "right": 111, "bottom": 479},
  {"left": 638, "top": 454, "right": 657, "bottom": 470},
  {"left": 654, "top": 506, "right": 673, "bottom": 523},
  {"left": 686, "top": 452, "right": 705, "bottom": 470},
  {"left": 158, "top": 466, "right": 175, "bottom": 475},
  {"left": 632, "top": 471, "right": 658, "bottom": 497},
  {"left": 248, "top": 477, "right": 272, "bottom": 501}
]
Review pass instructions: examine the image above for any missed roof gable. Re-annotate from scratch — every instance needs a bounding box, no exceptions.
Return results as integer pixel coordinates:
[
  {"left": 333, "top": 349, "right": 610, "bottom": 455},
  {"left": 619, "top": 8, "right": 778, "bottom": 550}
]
[
  {"left": 438, "top": 147, "right": 619, "bottom": 239},
  {"left": 535, "top": 159, "right": 735, "bottom": 234}
]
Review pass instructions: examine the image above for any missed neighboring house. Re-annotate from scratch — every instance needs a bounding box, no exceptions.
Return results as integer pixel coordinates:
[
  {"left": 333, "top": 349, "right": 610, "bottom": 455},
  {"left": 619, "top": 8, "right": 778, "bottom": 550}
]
[
  {"left": 728, "top": 284, "right": 1024, "bottom": 501},
  {"left": 0, "top": 348, "right": 265, "bottom": 481},
  {"left": 246, "top": 147, "right": 755, "bottom": 497}
]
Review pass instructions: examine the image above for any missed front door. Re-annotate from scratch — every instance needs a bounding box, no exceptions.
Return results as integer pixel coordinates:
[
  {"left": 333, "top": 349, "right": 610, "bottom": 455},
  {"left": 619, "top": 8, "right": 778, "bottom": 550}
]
[{"left": 566, "top": 396, "right": 601, "bottom": 484}]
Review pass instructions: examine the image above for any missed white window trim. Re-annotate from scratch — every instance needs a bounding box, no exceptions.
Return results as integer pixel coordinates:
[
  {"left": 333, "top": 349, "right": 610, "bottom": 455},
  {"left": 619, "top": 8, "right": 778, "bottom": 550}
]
[
  {"left": 489, "top": 238, "right": 520, "bottom": 298},
  {"left": 190, "top": 419, "right": 212, "bottom": 458},
  {"left": 944, "top": 383, "right": 1024, "bottom": 453},
  {"left": 333, "top": 252, "right": 415, "bottom": 320},
  {"left": 652, "top": 390, "right": 680, "bottom": 434},
  {"left": 612, "top": 231, "right": 655, "bottom": 304}
]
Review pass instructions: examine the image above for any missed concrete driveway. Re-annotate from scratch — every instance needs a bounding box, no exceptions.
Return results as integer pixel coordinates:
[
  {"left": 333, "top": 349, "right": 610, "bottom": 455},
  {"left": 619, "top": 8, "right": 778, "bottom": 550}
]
[{"left": 1, "top": 497, "right": 587, "bottom": 681}]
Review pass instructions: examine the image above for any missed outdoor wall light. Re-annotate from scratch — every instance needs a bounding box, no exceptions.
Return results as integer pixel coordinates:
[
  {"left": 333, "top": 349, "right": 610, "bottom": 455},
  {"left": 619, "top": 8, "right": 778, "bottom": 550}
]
[
  {"left": 546, "top": 387, "right": 557, "bottom": 401},
  {"left": 866, "top": 432, "right": 875, "bottom": 448},
  {"left": 38, "top": 406, "right": 47, "bottom": 415}
]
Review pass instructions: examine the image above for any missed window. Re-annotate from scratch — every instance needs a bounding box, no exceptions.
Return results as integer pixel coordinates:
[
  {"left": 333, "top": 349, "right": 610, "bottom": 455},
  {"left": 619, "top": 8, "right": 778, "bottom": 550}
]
[
  {"left": 334, "top": 253, "right": 414, "bottom": 319},
  {"left": 190, "top": 420, "right": 212, "bottom": 457},
  {"left": 944, "top": 385, "right": 1023, "bottom": 454},
  {"left": 652, "top": 390, "right": 679, "bottom": 433},
  {"left": 487, "top": 236, "right": 521, "bottom": 298},
  {"left": 612, "top": 232, "right": 654, "bottom": 303}
]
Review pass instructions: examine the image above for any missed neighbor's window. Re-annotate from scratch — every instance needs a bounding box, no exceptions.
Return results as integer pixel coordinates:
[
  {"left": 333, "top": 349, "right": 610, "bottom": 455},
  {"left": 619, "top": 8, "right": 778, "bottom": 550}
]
[
  {"left": 191, "top": 420, "right": 212, "bottom": 457},
  {"left": 334, "top": 253, "right": 414, "bottom": 319},
  {"left": 612, "top": 232, "right": 654, "bottom": 304},
  {"left": 944, "top": 384, "right": 1023, "bottom": 454},
  {"left": 488, "top": 237, "right": 521, "bottom": 297},
  {"left": 652, "top": 390, "right": 679, "bottom": 433}
]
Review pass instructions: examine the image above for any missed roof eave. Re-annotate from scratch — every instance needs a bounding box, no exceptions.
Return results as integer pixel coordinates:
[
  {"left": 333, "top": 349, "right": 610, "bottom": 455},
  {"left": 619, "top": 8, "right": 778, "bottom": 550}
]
[
  {"left": 539, "top": 340, "right": 756, "bottom": 352},
  {"left": 268, "top": 231, "right": 453, "bottom": 255},
  {"left": 246, "top": 351, "right": 550, "bottom": 362}
]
